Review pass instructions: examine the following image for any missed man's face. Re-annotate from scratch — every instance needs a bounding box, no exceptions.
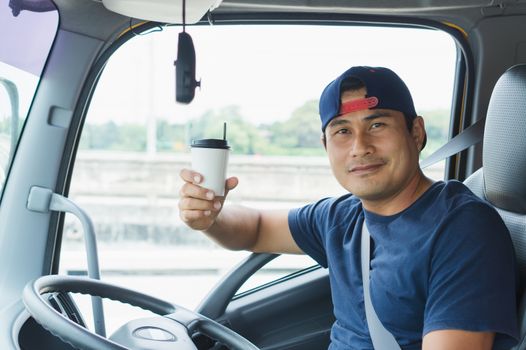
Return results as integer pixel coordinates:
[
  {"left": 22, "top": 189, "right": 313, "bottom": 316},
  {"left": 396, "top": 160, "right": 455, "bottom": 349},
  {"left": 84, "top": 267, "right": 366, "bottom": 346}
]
[{"left": 324, "top": 88, "right": 425, "bottom": 202}]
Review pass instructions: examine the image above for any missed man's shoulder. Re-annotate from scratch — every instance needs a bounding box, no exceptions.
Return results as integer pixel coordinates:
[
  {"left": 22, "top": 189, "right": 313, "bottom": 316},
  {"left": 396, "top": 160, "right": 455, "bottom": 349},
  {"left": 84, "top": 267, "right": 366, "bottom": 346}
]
[
  {"left": 432, "top": 180, "right": 507, "bottom": 234},
  {"left": 317, "top": 192, "right": 362, "bottom": 214},
  {"left": 410, "top": 180, "right": 500, "bottom": 227},
  {"left": 439, "top": 179, "right": 476, "bottom": 195},
  {"left": 291, "top": 193, "right": 362, "bottom": 226},
  {"left": 433, "top": 180, "right": 490, "bottom": 208}
]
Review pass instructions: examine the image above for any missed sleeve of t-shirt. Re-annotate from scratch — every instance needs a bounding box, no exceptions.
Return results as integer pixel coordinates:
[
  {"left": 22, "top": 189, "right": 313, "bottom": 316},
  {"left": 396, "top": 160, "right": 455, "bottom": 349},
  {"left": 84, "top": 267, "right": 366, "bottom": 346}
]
[
  {"left": 423, "top": 201, "right": 519, "bottom": 348},
  {"left": 288, "top": 198, "right": 333, "bottom": 268}
]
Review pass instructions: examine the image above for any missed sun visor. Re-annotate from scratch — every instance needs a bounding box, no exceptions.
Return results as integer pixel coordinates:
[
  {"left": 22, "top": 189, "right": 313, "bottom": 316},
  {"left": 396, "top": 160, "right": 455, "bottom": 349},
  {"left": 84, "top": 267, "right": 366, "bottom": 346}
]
[{"left": 102, "top": 0, "right": 222, "bottom": 24}]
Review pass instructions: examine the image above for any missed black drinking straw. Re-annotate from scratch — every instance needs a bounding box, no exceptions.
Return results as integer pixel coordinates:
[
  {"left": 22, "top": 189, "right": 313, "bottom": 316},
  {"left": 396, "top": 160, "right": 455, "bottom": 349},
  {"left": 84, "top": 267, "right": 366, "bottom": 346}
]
[{"left": 223, "top": 122, "right": 227, "bottom": 140}]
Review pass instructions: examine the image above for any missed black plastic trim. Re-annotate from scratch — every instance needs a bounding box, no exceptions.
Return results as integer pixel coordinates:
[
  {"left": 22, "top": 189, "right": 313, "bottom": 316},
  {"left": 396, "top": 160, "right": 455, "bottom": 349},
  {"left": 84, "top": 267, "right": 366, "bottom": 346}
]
[
  {"left": 197, "top": 252, "right": 279, "bottom": 319},
  {"left": 447, "top": 47, "right": 470, "bottom": 180},
  {"left": 232, "top": 264, "right": 322, "bottom": 300},
  {"left": 222, "top": 266, "right": 333, "bottom": 349}
]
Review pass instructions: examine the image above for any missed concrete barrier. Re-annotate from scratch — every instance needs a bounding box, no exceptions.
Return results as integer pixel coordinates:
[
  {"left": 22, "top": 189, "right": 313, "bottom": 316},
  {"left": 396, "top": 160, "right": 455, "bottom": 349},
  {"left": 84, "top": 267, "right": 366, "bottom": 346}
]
[{"left": 65, "top": 150, "right": 444, "bottom": 246}]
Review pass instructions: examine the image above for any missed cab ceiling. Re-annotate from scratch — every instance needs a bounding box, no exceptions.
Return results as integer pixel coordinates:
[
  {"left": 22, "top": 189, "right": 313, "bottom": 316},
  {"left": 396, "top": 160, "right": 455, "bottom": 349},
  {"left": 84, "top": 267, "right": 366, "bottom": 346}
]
[
  {"left": 53, "top": 0, "right": 526, "bottom": 42},
  {"left": 218, "top": 0, "right": 526, "bottom": 12}
]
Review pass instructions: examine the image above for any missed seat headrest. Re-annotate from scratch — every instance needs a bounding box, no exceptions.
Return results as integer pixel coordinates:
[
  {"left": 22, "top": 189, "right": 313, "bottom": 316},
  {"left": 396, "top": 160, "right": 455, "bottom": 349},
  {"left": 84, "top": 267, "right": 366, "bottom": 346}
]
[{"left": 483, "top": 64, "right": 526, "bottom": 214}]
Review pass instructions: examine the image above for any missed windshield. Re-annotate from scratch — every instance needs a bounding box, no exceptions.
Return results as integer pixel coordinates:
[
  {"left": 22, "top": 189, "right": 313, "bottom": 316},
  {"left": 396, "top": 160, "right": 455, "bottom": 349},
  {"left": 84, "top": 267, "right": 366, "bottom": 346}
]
[
  {"left": 0, "top": 0, "right": 58, "bottom": 190},
  {"left": 61, "top": 22, "right": 458, "bottom": 332}
]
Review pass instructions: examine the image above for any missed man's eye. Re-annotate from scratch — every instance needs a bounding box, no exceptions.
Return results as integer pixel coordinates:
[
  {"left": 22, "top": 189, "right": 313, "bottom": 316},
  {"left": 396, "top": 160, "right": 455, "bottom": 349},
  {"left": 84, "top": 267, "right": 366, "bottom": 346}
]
[
  {"left": 336, "top": 128, "right": 349, "bottom": 134},
  {"left": 371, "top": 122, "right": 384, "bottom": 129}
]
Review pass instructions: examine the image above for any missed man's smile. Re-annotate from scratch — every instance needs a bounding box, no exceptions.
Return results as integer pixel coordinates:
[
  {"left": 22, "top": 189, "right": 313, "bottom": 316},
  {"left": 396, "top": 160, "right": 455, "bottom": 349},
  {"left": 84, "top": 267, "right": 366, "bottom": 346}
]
[{"left": 348, "top": 161, "right": 386, "bottom": 175}]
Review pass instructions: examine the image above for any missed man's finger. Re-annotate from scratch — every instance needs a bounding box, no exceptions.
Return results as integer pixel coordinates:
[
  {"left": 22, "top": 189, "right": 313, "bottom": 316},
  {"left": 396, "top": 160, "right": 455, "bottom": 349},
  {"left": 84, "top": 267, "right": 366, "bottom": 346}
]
[
  {"left": 222, "top": 176, "right": 239, "bottom": 198},
  {"left": 180, "top": 209, "right": 212, "bottom": 222},
  {"left": 179, "top": 197, "right": 216, "bottom": 211},
  {"left": 226, "top": 176, "right": 239, "bottom": 191},
  {"left": 180, "top": 168, "right": 203, "bottom": 184},
  {"left": 180, "top": 182, "right": 216, "bottom": 201}
]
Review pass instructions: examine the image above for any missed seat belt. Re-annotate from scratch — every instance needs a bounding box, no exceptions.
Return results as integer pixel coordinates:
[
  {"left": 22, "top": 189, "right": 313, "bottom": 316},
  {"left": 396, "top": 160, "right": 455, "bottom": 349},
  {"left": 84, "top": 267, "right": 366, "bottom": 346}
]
[
  {"left": 419, "top": 117, "right": 485, "bottom": 169},
  {"left": 361, "top": 221, "right": 401, "bottom": 349}
]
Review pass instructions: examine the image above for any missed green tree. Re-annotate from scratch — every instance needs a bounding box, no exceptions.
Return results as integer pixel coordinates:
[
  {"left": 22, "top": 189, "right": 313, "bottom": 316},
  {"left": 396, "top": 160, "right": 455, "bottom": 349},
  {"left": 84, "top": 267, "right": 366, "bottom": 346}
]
[
  {"left": 114, "top": 123, "right": 146, "bottom": 151},
  {"left": 80, "top": 121, "right": 119, "bottom": 150},
  {"left": 77, "top": 106, "right": 452, "bottom": 157},
  {"left": 79, "top": 121, "right": 146, "bottom": 152},
  {"left": 189, "top": 106, "right": 268, "bottom": 155},
  {"left": 267, "top": 100, "right": 324, "bottom": 155},
  {"left": 420, "top": 109, "right": 449, "bottom": 159},
  {"left": 156, "top": 120, "right": 187, "bottom": 152}
]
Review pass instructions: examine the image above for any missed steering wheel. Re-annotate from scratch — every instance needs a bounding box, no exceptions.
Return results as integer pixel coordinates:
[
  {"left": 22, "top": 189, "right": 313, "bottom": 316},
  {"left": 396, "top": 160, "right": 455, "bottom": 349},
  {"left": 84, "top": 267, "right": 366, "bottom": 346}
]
[{"left": 23, "top": 275, "right": 259, "bottom": 350}]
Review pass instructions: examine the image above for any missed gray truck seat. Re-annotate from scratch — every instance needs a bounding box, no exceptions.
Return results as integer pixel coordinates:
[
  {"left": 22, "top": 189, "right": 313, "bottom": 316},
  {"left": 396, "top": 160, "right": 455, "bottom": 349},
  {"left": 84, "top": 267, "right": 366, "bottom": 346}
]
[{"left": 464, "top": 63, "right": 526, "bottom": 349}]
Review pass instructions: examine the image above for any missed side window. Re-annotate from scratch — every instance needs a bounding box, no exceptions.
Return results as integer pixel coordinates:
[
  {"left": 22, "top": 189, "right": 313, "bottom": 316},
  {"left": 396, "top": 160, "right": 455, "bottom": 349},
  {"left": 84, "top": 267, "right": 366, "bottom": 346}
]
[
  {"left": 59, "top": 24, "right": 457, "bottom": 332},
  {"left": 0, "top": 1, "right": 58, "bottom": 192}
]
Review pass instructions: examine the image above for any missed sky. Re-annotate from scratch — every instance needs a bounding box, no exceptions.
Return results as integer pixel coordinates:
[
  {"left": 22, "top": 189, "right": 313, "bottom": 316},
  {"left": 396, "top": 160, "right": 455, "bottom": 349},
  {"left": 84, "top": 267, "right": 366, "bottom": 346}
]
[{"left": 86, "top": 24, "right": 457, "bottom": 126}]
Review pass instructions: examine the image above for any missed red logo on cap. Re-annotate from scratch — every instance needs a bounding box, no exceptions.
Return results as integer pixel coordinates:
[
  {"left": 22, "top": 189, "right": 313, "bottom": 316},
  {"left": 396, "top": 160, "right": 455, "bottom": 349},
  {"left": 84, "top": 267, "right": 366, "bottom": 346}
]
[{"left": 339, "top": 96, "right": 379, "bottom": 115}]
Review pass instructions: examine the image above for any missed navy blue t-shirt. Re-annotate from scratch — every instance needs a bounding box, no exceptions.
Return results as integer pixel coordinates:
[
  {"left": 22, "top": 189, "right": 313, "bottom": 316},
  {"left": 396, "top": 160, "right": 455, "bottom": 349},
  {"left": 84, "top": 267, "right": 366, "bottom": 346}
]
[{"left": 288, "top": 181, "right": 519, "bottom": 349}]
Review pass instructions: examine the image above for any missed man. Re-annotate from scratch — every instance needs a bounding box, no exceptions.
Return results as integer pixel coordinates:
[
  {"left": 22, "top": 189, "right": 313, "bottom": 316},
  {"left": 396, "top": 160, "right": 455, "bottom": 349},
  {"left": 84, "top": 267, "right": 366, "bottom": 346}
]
[{"left": 179, "top": 66, "right": 518, "bottom": 349}]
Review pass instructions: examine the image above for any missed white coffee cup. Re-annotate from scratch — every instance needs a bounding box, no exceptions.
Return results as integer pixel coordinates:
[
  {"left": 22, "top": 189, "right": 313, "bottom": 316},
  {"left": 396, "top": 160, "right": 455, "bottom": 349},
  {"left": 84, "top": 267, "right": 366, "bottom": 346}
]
[{"left": 191, "top": 138, "right": 230, "bottom": 196}]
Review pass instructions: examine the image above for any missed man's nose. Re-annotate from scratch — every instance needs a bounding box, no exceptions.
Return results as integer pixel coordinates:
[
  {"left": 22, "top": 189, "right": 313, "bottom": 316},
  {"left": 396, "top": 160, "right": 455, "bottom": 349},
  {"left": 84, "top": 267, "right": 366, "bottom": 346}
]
[{"left": 350, "top": 132, "right": 373, "bottom": 157}]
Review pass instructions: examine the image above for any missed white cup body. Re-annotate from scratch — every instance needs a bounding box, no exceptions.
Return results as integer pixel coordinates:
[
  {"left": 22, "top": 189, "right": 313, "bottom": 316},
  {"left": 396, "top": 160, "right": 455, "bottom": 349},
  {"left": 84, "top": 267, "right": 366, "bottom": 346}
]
[{"left": 191, "top": 147, "right": 229, "bottom": 196}]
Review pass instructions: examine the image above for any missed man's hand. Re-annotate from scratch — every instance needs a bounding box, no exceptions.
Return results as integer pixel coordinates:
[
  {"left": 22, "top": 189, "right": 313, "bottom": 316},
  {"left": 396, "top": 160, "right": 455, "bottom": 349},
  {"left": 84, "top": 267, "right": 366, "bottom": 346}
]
[
  {"left": 179, "top": 168, "right": 301, "bottom": 254},
  {"left": 178, "top": 168, "right": 238, "bottom": 231}
]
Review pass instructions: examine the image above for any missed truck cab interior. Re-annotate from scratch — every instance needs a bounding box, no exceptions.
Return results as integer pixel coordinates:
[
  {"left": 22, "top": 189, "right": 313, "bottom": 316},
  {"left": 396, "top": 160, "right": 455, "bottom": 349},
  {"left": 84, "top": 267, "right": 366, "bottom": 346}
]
[{"left": 1, "top": 0, "right": 526, "bottom": 349}]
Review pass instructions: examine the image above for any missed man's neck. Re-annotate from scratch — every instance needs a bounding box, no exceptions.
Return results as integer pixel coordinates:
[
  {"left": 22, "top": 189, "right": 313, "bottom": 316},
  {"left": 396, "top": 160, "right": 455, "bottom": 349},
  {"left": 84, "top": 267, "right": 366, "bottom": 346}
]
[{"left": 361, "top": 171, "right": 434, "bottom": 216}]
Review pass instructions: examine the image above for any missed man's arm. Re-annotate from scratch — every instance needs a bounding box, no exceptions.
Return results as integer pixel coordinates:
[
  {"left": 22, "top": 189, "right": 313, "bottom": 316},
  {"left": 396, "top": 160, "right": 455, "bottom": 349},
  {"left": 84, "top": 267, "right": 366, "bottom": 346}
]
[
  {"left": 178, "top": 168, "right": 303, "bottom": 254},
  {"left": 423, "top": 330, "right": 495, "bottom": 350}
]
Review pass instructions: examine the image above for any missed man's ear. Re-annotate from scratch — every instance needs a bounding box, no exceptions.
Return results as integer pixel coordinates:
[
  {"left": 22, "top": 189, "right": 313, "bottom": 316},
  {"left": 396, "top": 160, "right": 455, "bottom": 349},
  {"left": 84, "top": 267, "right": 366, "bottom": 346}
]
[{"left": 411, "top": 116, "right": 426, "bottom": 151}]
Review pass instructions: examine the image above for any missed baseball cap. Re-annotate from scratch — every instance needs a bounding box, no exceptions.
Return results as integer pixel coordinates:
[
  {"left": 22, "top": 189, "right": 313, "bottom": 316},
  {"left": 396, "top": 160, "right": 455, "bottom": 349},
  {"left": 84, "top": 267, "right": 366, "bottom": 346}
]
[{"left": 319, "top": 66, "right": 418, "bottom": 132}]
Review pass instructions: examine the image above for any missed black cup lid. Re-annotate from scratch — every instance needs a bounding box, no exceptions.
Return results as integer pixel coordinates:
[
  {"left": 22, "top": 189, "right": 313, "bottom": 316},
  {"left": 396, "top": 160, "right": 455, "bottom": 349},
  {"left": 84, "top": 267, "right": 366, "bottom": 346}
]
[{"left": 191, "top": 138, "right": 230, "bottom": 149}]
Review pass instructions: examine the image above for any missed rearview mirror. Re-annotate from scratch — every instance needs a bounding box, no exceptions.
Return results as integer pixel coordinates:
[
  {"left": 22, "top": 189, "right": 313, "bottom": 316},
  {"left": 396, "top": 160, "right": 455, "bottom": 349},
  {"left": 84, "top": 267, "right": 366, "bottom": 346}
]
[{"left": 175, "top": 31, "right": 200, "bottom": 104}]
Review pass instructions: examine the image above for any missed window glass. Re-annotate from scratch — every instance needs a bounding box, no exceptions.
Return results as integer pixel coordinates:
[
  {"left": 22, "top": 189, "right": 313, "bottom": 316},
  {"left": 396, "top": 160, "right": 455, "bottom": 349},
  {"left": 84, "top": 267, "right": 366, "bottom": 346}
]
[
  {"left": 0, "top": 0, "right": 58, "bottom": 191},
  {"left": 60, "top": 24, "right": 457, "bottom": 333}
]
